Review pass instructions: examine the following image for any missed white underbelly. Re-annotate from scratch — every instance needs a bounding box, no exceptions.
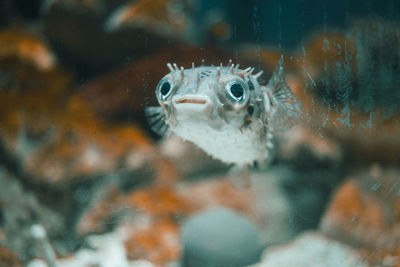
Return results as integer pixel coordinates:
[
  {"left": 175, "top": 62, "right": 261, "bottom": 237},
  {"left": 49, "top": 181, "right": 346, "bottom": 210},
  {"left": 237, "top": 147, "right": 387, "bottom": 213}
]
[{"left": 172, "top": 123, "right": 269, "bottom": 165}]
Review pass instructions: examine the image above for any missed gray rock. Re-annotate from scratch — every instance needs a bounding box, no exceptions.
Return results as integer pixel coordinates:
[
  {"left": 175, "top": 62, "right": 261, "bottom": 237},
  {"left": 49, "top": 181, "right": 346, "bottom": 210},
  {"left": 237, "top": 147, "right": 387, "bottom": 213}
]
[
  {"left": 181, "top": 208, "right": 263, "bottom": 267},
  {"left": 0, "top": 167, "right": 64, "bottom": 261},
  {"left": 249, "top": 169, "right": 294, "bottom": 246},
  {"left": 256, "top": 232, "right": 366, "bottom": 267}
]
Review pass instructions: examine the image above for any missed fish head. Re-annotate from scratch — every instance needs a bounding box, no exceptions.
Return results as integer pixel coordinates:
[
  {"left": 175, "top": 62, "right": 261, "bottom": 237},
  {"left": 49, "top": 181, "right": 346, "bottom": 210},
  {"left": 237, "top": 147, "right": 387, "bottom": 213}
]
[{"left": 155, "top": 64, "right": 265, "bottom": 133}]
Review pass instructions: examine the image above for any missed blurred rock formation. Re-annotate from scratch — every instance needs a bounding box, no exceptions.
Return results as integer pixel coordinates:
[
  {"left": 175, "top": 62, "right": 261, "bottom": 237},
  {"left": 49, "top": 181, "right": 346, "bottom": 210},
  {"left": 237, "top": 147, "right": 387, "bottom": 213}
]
[{"left": 0, "top": 1, "right": 399, "bottom": 266}]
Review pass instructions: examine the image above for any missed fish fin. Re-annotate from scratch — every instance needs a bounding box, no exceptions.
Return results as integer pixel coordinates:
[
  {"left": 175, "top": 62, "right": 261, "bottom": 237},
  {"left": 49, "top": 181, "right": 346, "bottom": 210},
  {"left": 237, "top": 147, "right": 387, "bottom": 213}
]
[
  {"left": 145, "top": 106, "right": 169, "bottom": 136},
  {"left": 263, "top": 56, "right": 303, "bottom": 131}
]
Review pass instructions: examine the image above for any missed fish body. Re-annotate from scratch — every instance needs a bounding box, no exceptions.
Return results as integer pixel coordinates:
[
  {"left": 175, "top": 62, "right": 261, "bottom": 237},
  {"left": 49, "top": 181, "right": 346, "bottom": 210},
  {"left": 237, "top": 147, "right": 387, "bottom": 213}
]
[{"left": 146, "top": 58, "right": 302, "bottom": 168}]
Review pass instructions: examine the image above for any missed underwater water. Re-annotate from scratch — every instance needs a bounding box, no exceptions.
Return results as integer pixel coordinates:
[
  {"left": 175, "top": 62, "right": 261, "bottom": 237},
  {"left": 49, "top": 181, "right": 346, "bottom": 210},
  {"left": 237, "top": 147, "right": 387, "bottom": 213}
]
[{"left": 0, "top": 0, "right": 400, "bottom": 266}]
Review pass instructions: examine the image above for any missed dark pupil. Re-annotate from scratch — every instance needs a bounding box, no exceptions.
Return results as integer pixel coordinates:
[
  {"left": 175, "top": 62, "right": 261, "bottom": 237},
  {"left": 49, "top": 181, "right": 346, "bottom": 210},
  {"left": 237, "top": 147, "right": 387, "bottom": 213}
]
[
  {"left": 230, "top": 83, "right": 244, "bottom": 98},
  {"left": 160, "top": 82, "right": 171, "bottom": 96}
]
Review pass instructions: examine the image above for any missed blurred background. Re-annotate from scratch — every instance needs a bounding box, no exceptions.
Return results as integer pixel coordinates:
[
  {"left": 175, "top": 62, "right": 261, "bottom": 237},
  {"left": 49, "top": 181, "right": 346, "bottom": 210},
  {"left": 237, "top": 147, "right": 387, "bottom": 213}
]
[{"left": 0, "top": 0, "right": 400, "bottom": 266}]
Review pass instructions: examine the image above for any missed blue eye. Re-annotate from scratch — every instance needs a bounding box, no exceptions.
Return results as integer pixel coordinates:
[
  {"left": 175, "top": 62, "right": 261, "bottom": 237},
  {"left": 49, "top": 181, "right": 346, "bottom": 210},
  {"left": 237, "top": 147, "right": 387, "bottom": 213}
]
[
  {"left": 230, "top": 83, "right": 244, "bottom": 98},
  {"left": 225, "top": 80, "right": 247, "bottom": 103},
  {"left": 157, "top": 79, "right": 174, "bottom": 101},
  {"left": 160, "top": 82, "right": 171, "bottom": 96}
]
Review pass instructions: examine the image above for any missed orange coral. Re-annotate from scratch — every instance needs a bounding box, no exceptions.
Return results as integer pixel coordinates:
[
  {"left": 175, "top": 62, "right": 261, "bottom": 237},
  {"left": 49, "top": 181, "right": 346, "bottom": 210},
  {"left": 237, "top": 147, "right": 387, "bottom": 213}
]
[
  {"left": 322, "top": 167, "right": 400, "bottom": 250},
  {"left": 121, "top": 186, "right": 190, "bottom": 265},
  {"left": 77, "top": 185, "right": 123, "bottom": 236},
  {"left": 0, "top": 38, "right": 154, "bottom": 184},
  {"left": 360, "top": 246, "right": 400, "bottom": 266},
  {"left": 278, "top": 24, "right": 400, "bottom": 164},
  {"left": 0, "top": 28, "right": 56, "bottom": 71},
  {"left": 108, "top": 0, "right": 186, "bottom": 34},
  {"left": 115, "top": 177, "right": 256, "bottom": 265},
  {"left": 0, "top": 247, "right": 21, "bottom": 267},
  {"left": 299, "top": 33, "right": 358, "bottom": 80},
  {"left": 125, "top": 218, "right": 181, "bottom": 265},
  {"left": 125, "top": 186, "right": 193, "bottom": 217}
]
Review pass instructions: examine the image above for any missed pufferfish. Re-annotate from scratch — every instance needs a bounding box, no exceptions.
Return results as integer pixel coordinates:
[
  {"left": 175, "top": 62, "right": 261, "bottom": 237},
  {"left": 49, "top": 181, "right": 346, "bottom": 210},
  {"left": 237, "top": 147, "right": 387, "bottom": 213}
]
[{"left": 146, "top": 58, "right": 302, "bottom": 170}]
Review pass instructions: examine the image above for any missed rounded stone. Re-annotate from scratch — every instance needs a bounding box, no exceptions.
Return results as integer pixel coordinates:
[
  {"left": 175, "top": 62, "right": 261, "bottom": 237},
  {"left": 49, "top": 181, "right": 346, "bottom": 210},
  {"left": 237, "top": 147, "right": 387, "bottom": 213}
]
[{"left": 181, "top": 207, "right": 263, "bottom": 267}]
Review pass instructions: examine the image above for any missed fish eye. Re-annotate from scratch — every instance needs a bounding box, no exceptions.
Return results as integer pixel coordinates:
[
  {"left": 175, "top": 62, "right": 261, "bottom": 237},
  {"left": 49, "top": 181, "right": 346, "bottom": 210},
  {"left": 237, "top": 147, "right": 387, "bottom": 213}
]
[
  {"left": 161, "top": 82, "right": 171, "bottom": 96},
  {"left": 157, "top": 79, "right": 174, "bottom": 101},
  {"left": 230, "top": 83, "right": 244, "bottom": 98},
  {"left": 225, "top": 80, "right": 247, "bottom": 103}
]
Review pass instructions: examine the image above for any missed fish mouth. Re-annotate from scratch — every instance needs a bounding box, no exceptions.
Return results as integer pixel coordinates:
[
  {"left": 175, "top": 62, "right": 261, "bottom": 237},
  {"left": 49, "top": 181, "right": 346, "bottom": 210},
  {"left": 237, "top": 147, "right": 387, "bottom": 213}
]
[
  {"left": 175, "top": 99, "right": 207, "bottom": 104},
  {"left": 172, "top": 94, "right": 213, "bottom": 117},
  {"left": 174, "top": 95, "right": 209, "bottom": 105}
]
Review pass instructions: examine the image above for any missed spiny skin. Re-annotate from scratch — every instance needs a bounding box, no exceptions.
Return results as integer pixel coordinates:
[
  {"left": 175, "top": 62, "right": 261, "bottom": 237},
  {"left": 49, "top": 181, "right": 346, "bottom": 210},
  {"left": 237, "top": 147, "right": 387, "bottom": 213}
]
[{"left": 146, "top": 59, "right": 302, "bottom": 168}]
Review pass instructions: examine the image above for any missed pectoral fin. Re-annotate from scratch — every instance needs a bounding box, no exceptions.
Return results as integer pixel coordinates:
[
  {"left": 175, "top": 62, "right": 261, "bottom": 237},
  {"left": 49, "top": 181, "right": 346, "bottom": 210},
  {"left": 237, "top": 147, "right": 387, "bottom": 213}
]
[
  {"left": 262, "top": 57, "right": 303, "bottom": 131},
  {"left": 145, "top": 106, "right": 169, "bottom": 136}
]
